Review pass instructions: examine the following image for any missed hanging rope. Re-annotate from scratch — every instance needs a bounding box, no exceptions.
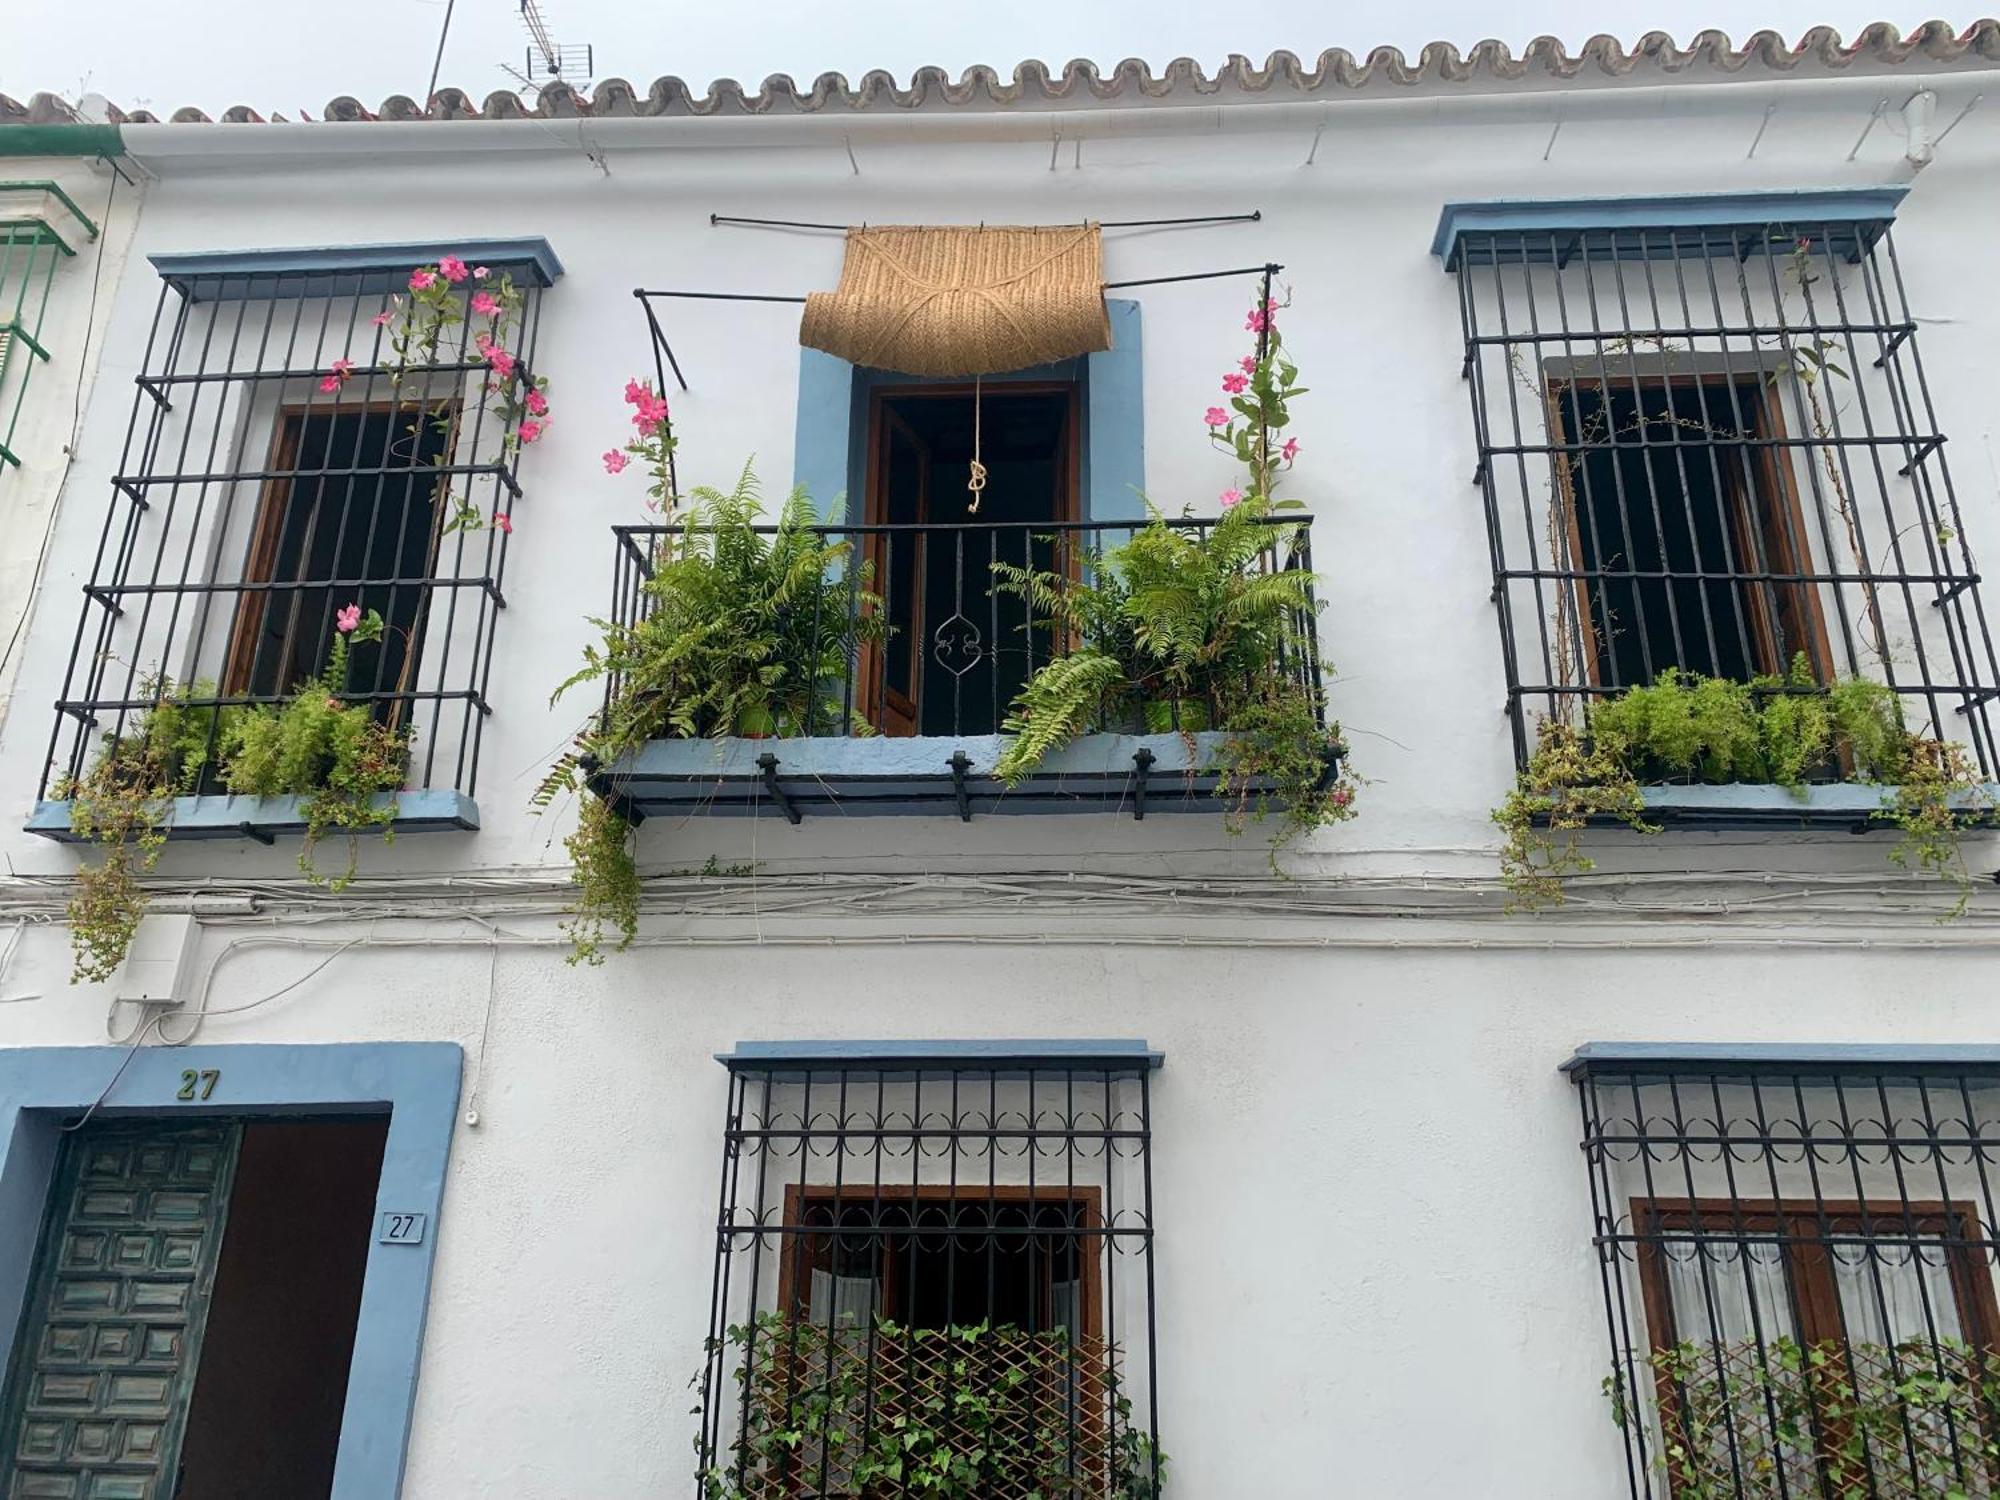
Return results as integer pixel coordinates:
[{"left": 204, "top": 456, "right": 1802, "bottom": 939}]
[{"left": 966, "top": 374, "right": 987, "bottom": 515}]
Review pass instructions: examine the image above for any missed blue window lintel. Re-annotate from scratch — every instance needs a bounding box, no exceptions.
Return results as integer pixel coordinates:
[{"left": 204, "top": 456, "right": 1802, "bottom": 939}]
[{"left": 150, "top": 237, "right": 564, "bottom": 300}]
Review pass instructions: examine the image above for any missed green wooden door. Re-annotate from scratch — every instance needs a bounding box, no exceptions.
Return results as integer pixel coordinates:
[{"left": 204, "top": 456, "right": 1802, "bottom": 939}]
[{"left": 0, "top": 1121, "right": 242, "bottom": 1500}]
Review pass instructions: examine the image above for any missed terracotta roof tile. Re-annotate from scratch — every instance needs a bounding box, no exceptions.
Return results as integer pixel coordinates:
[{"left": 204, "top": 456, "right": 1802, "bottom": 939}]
[{"left": 4, "top": 21, "right": 1996, "bottom": 127}]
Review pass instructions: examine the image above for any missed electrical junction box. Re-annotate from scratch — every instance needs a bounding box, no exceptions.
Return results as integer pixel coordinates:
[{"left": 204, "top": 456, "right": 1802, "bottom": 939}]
[{"left": 114, "top": 913, "right": 198, "bottom": 1008}]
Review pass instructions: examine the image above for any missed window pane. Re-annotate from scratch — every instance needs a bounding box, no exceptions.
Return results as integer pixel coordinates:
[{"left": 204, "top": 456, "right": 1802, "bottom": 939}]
[
  {"left": 1663, "top": 1234, "right": 1797, "bottom": 1344},
  {"left": 1830, "top": 1238, "right": 1962, "bottom": 1345}
]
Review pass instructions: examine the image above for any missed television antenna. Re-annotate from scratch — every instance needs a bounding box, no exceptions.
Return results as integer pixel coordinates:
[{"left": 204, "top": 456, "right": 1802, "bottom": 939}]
[{"left": 520, "top": 0, "right": 596, "bottom": 89}]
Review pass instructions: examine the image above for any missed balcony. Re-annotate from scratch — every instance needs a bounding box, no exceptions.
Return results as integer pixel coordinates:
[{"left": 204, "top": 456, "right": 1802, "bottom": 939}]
[{"left": 584, "top": 509, "right": 1336, "bottom": 825}]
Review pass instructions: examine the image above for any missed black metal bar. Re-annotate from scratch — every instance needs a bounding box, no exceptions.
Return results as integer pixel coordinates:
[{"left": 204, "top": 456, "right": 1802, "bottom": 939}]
[
  {"left": 755, "top": 752, "right": 801, "bottom": 825},
  {"left": 1131, "top": 746, "right": 1154, "bottom": 820},
  {"left": 709, "top": 210, "right": 1261, "bottom": 231},
  {"left": 947, "top": 749, "right": 972, "bottom": 822}
]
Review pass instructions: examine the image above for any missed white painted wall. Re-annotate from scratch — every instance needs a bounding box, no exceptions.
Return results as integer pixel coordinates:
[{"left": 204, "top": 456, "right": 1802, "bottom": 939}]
[{"left": 1, "top": 70, "right": 1999, "bottom": 1498}]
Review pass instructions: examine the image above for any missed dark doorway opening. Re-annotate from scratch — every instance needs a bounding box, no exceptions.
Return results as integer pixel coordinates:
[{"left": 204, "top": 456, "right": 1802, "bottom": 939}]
[
  {"left": 173, "top": 1117, "right": 389, "bottom": 1500},
  {"left": 864, "top": 385, "right": 1077, "bottom": 736}
]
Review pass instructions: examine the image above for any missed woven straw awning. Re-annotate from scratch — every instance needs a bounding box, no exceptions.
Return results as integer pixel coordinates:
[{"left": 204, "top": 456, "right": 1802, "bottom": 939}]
[{"left": 799, "top": 224, "right": 1111, "bottom": 377}]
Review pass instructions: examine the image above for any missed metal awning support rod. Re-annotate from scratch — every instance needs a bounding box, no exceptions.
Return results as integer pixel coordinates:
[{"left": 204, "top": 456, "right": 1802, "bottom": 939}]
[
  {"left": 1105, "top": 262, "right": 1283, "bottom": 289},
  {"left": 708, "top": 211, "right": 1262, "bottom": 231},
  {"left": 633, "top": 261, "right": 1283, "bottom": 390}
]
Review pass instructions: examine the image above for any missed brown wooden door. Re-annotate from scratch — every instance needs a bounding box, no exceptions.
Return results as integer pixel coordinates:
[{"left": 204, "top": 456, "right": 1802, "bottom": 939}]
[{"left": 862, "top": 406, "right": 929, "bottom": 737}]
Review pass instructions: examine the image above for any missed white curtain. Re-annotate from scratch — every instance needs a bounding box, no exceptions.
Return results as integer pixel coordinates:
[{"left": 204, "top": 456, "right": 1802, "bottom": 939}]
[
  {"left": 1830, "top": 1238, "right": 1962, "bottom": 1345},
  {"left": 1663, "top": 1233, "right": 1797, "bottom": 1344},
  {"left": 808, "top": 1269, "right": 880, "bottom": 1329}
]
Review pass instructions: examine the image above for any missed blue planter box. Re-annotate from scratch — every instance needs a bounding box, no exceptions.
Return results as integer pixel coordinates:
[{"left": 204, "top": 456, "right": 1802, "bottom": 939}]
[
  {"left": 1630, "top": 782, "right": 1999, "bottom": 832},
  {"left": 25, "top": 789, "right": 479, "bottom": 844},
  {"left": 590, "top": 731, "right": 1336, "bottom": 824}
]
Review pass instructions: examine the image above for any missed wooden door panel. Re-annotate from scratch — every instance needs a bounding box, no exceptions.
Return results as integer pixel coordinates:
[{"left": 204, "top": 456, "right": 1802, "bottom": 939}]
[{"left": 0, "top": 1123, "right": 241, "bottom": 1500}]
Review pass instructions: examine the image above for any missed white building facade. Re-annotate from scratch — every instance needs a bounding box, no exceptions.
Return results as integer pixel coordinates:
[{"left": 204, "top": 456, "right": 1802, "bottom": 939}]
[{"left": 1, "top": 24, "right": 1999, "bottom": 1498}]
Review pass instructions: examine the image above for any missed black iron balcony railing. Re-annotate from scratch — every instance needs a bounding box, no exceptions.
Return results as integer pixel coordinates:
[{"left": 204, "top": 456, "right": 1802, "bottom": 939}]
[
  {"left": 604, "top": 513, "right": 1325, "bottom": 740},
  {"left": 590, "top": 511, "right": 1327, "bottom": 822}
]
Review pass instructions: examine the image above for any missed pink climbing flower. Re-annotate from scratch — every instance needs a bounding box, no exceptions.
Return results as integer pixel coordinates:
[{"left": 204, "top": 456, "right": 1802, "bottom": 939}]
[
  {"left": 335, "top": 603, "right": 362, "bottom": 634},
  {"left": 1239, "top": 355, "right": 1257, "bottom": 374},
  {"left": 371, "top": 307, "right": 395, "bottom": 328},
  {"left": 1245, "top": 308, "right": 1268, "bottom": 333},
  {"left": 493, "top": 511, "right": 513, "bottom": 534},
  {"left": 1204, "top": 406, "right": 1229, "bottom": 427},
  {"left": 472, "top": 265, "right": 491, "bottom": 280},
  {"left": 1219, "top": 488, "right": 1244, "bottom": 509},
  {"left": 438, "top": 255, "right": 469, "bottom": 283},
  {"left": 325, "top": 696, "right": 342, "bottom": 712},
  {"left": 1280, "top": 437, "right": 1300, "bottom": 462},
  {"left": 1221, "top": 372, "right": 1248, "bottom": 395},
  {"left": 603, "top": 449, "right": 630, "bottom": 475},
  {"left": 524, "top": 388, "right": 549, "bottom": 416},
  {"left": 469, "top": 290, "right": 501, "bottom": 318},
  {"left": 632, "top": 392, "right": 669, "bottom": 431},
  {"left": 409, "top": 268, "right": 437, "bottom": 292},
  {"left": 485, "top": 345, "right": 517, "bottom": 379},
  {"left": 1331, "top": 784, "right": 1354, "bottom": 809},
  {"left": 517, "top": 418, "right": 544, "bottom": 444},
  {"left": 318, "top": 357, "right": 355, "bottom": 394},
  {"left": 623, "top": 377, "right": 648, "bottom": 406}
]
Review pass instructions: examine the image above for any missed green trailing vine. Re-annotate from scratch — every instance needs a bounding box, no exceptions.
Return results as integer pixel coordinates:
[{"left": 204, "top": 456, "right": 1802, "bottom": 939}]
[
  {"left": 1496, "top": 654, "right": 1990, "bottom": 912},
  {"left": 992, "top": 289, "right": 1355, "bottom": 854},
  {"left": 58, "top": 610, "right": 408, "bottom": 983},
  {"left": 540, "top": 459, "right": 880, "bottom": 963},
  {"left": 694, "top": 1313, "right": 1168, "bottom": 1500},
  {"left": 1607, "top": 1335, "right": 2000, "bottom": 1498}
]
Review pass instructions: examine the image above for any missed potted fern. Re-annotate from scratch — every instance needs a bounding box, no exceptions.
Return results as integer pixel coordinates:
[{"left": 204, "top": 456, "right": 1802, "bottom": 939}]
[
  {"left": 540, "top": 462, "right": 881, "bottom": 961},
  {"left": 990, "top": 289, "right": 1355, "bottom": 851}
]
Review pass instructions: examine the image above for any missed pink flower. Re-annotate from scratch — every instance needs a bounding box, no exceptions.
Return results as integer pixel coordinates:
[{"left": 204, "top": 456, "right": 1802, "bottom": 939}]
[
  {"left": 1204, "top": 407, "right": 1229, "bottom": 427},
  {"left": 1245, "top": 308, "right": 1268, "bottom": 333},
  {"left": 1219, "top": 488, "right": 1244, "bottom": 509},
  {"left": 318, "top": 357, "right": 355, "bottom": 393},
  {"left": 493, "top": 511, "right": 513, "bottom": 534},
  {"left": 524, "top": 388, "right": 549, "bottom": 416},
  {"left": 469, "top": 290, "right": 500, "bottom": 318},
  {"left": 474, "top": 330, "right": 493, "bottom": 351},
  {"left": 325, "top": 696, "right": 342, "bottom": 712},
  {"left": 318, "top": 374, "right": 342, "bottom": 393},
  {"left": 1280, "top": 437, "right": 1300, "bottom": 462},
  {"left": 1238, "top": 355, "right": 1257, "bottom": 374},
  {"left": 1331, "top": 784, "right": 1354, "bottom": 809},
  {"left": 438, "top": 255, "right": 469, "bottom": 283},
  {"left": 603, "top": 449, "right": 630, "bottom": 475},
  {"left": 335, "top": 603, "right": 362, "bottom": 634},
  {"left": 472, "top": 265, "right": 491, "bottom": 279},
  {"left": 485, "top": 345, "right": 517, "bottom": 379},
  {"left": 409, "top": 268, "right": 437, "bottom": 291},
  {"left": 371, "top": 308, "right": 395, "bottom": 327},
  {"left": 517, "top": 419, "right": 544, "bottom": 444},
  {"left": 632, "top": 392, "right": 669, "bottom": 430},
  {"left": 1221, "top": 373, "right": 1248, "bottom": 395}
]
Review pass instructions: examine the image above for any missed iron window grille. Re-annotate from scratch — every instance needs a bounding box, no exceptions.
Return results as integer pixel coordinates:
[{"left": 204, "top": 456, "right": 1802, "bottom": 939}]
[
  {"left": 1569, "top": 1048, "right": 2000, "bottom": 1499},
  {"left": 1445, "top": 199, "right": 2000, "bottom": 778},
  {"left": 698, "top": 1044, "right": 1164, "bottom": 1499},
  {"left": 37, "top": 243, "right": 556, "bottom": 819},
  {"left": 0, "top": 181, "right": 99, "bottom": 477}
]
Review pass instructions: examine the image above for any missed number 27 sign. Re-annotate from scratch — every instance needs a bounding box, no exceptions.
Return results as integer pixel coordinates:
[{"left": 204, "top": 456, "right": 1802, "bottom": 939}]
[{"left": 378, "top": 1211, "right": 428, "bottom": 1246}]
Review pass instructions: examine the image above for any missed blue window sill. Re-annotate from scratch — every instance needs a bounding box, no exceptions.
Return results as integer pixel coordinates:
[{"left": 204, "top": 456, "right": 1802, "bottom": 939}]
[
  {"left": 591, "top": 731, "right": 1337, "bottom": 824},
  {"left": 1631, "top": 782, "right": 1999, "bottom": 831},
  {"left": 25, "top": 789, "right": 479, "bottom": 844}
]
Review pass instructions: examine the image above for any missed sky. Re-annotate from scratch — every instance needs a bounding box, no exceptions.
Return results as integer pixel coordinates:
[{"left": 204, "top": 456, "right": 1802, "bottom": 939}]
[{"left": 2, "top": 1, "right": 1988, "bottom": 118}]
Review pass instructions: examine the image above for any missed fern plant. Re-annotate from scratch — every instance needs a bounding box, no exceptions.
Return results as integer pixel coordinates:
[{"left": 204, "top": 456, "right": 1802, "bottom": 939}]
[
  {"left": 1497, "top": 654, "right": 1990, "bottom": 911},
  {"left": 541, "top": 463, "right": 882, "bottom": 962},
  {"left": 57, "top": 614, "right": 409, "bottom": 982},
  {"left": 992, "top": 496, "right": 1351, "bottom": 850}
]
